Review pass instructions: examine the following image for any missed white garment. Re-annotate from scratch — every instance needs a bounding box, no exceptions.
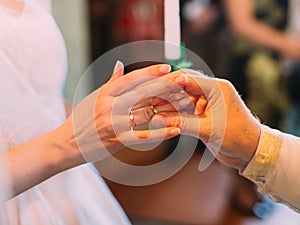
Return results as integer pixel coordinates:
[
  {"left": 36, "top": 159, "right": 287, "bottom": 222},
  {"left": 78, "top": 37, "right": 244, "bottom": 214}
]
[
  {"left": 242, "top": 125, "right": 300, "bottom": 212},
  {"left": 0, "top": 1, "right": 130, "bottom": 224},
  {"left": 241, "top": 124, "right": 300, "bottom": 225}
]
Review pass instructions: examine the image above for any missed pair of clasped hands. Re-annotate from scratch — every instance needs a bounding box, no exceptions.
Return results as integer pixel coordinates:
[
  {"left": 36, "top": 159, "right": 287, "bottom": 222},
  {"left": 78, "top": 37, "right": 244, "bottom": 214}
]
[{"left": 71, "top": 61, "right": 262, "bottom": 172}]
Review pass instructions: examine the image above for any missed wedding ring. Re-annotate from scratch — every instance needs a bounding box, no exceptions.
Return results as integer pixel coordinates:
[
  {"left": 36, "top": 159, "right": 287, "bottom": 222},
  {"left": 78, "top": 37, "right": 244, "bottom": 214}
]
[
  {"left": 150, "top": 105, "right": 158, "bottom": 114},
  {"left": 129, "top": 111, "right": 136, "bottom": 130}
]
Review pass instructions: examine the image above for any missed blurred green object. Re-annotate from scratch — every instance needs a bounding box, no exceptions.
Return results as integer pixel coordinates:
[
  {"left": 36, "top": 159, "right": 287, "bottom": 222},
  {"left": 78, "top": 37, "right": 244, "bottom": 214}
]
[{"left": 166, "top": 43, "right": 193, "bottom": 71}]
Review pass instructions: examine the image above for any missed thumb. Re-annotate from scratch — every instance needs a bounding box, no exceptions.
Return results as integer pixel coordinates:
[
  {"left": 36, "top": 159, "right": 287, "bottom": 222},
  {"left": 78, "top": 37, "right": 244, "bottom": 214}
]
[{"left": 180, "top": 69, "right": 223, "bottom": 103}]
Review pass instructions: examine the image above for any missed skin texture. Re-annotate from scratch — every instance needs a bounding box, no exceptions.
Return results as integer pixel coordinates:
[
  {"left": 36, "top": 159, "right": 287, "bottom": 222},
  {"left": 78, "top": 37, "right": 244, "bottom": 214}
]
[
  {"left": 151, "top": 70, "right": 262, "bottom": 171},
  {"left": 2, "top": 64, "right": 187, "bottom": 198}
]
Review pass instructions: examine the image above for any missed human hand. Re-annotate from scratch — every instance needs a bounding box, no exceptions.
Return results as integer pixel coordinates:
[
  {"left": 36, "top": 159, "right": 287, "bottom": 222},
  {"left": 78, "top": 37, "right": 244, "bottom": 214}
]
[
  {"left": 281, "top": 35, "right": 300, "bottom": 60},
  {"left": 151, "top": 70, "right": 262, "bottom": 170},
  {"left": 129, "top": 87, "right": 196, "bottom": 128},
  {"left": 67, "top": 62, "right": 187, "bottom": 163}
]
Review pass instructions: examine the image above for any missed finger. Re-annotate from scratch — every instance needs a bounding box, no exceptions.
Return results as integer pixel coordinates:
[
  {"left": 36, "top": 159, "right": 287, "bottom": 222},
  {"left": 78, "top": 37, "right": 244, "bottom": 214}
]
[
  {"left": 151, "top": 112, "right": 180, "bottom": 128},
  {"left": 152, "top": 90, "right": 197, "bottom": 113},
  {"left": 153, "top": 92, "right": 198, "bottom": 109},
  {"left": 174, "top": 69, "right": 220, "bottom": 97},
  {"left": 151, "top": 112, "right": 200, "bottom": 137},
  {"left": 130, "top": 106, "right": 156, "bottom": 126},
  {"left": 114, "top": 76, "right": 188, "bottom": 113},
  {"left": 128, "top": 70, "right": 189, "bottom": 100},
  {"left": 155, "top": 103, "right": 177, "bottom": 112},
  {"left": 130, "top": 100, "right": 193, "bottom": 128},
  {"left": 168, "top": 91, "right": 188, "bottom": 101},
  {"left": 130, "top": 96, "right": 171, "bottom": 111},
  {"left": 109, "top": 64, "right": 171, "bottom": 96},
  {"left": 110, "top": 60, "right": 124, "bottom": 81},
  {"left": 118, "top": 127, "right": 181, "bottom": 144},
  {"left": 153, "top": 95, "right": 205, "bottom": 115},
  {"left": 131, "top": 97, "right": 156, "bottom": 111},
  {"left": 195, "top": 95, "right": 208, "bottom": 114},
  {"left": 155, "top": 98, "right": 194, "bottom": 112}
]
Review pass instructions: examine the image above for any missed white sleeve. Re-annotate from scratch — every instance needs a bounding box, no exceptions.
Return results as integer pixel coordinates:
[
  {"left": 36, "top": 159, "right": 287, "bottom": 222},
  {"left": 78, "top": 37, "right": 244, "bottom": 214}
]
[{"left": 241, "top": 125, "right": 300, "bottom": 212}]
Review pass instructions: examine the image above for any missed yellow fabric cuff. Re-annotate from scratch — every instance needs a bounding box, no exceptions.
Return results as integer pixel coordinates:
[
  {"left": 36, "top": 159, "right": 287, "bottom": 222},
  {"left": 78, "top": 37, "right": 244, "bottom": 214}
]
[{"left": 241, "top": 125, "right": 283, "bottom": 185}]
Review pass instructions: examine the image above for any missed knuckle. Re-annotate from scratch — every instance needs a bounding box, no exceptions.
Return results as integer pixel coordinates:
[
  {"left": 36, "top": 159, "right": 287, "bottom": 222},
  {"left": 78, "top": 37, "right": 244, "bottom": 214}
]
[
  {"left": 144, "top": 106, "right": 155, "bottom": 121},
  {"left": 220, "top": 79, "right": 234, "bottom": 91}
]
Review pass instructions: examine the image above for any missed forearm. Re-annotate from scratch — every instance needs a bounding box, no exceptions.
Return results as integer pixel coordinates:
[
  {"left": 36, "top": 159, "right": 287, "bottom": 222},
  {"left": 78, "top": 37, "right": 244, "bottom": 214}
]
[
  {"left": 2, "top": 123, "right": 84, "bottom": 198},
  {"left": 241, "top": 125, "right": 300, "bottom": 212},
  {"left": 231, "top": 20, "right": 291, "bottom": 54},
  {"left": 223, "top": 0, "right": 290, "bottom": 53}
]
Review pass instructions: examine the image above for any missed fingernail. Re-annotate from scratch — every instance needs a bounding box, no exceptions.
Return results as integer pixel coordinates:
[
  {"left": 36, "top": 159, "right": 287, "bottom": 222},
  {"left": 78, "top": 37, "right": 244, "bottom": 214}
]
[
  {"left": 159, "top": 64, "right": 171, "bottom": 73},
  {"left": 175, "top": 75, "right": 188, "bottom": 84},
  {"left": 170, "top": 128, "right": 181, "bottom": 135},
  {"left": 113, "top": 60, "right": 124, "bottom": 73},
  {"left": 179, "top": 98, "right": 190, "bottom": 106}
]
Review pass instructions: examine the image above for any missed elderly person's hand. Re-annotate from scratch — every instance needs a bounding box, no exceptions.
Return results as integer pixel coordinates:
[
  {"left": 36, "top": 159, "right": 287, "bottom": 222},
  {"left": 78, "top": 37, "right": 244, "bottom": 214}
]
[{"left": 151, "top": 70, "right": 261, "bottom": 171}]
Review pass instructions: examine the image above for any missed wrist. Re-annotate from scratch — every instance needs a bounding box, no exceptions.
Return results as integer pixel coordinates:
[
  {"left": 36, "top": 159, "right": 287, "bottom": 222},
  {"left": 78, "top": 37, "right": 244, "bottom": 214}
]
[
  {"left": 232, "top": 120, "right": 262, "bottom": 171},
  {"left": 50, "top": 121, "right": 86, "bottom": 171},
  {"left": 230, "top": 119, "right": 262, "bottom": 171},
  {"left": 4, "top": 123, "right": 85, "bottom": 196},
  {"left": 244, "top": 121, "right": 262, "bottom": 164},
  {"left": 240, "top": 125, "right": 283, "bottom": 183}
]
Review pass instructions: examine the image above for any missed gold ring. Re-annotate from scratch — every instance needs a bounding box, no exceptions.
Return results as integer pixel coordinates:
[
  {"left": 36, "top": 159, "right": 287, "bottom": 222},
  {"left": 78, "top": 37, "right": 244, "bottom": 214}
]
[
  {"left": 151, "top": 105, "right": 158, "bottom": 114},
  {"left": 129, "top": 111, "right": 136, "bottom": 129}
]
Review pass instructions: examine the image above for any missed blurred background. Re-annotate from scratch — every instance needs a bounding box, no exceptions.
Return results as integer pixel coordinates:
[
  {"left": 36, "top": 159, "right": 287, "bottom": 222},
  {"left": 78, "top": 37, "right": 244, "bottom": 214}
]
[{"left": 53, "top": 0, "right": 300, "bottom": 224}]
